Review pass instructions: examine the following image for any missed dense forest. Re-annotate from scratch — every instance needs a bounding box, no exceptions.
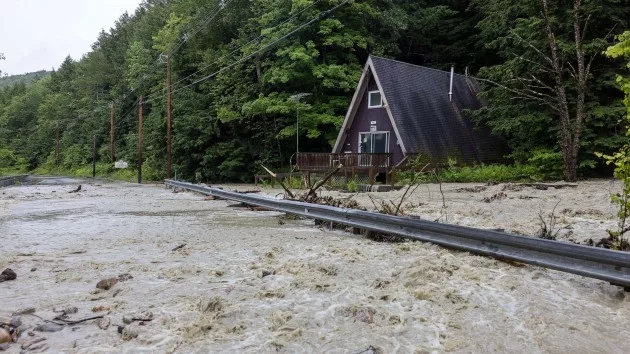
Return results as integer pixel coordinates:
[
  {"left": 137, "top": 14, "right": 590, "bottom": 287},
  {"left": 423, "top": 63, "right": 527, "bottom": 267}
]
[
  {"left": 0, "top": 70, "right": 50, "bottom": 90},
  {"left": 1, "top": 0, "right": 629, "bottom": 182}
]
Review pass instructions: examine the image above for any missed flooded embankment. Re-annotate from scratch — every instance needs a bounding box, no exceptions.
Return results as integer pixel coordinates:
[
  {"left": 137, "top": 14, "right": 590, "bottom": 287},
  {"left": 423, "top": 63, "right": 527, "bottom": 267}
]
[{"left": 1, "top": 178, "right": 629, "bottom": 353}]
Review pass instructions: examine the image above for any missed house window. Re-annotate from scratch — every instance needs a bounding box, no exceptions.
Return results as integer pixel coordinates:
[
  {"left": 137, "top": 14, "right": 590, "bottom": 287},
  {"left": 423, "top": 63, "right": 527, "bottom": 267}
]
[
  {"left": 359, "top": 131, "right": 389, "bottom": 153},
  {"left": 368, "top": 90, "right": 382, "bottom": 108}
]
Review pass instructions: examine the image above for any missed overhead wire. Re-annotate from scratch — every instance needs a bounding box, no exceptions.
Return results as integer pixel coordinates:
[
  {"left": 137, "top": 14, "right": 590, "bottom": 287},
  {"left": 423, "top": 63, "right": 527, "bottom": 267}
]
[
  {"left": 162, "top": 0, "right": 324, "bottom": 94},
  {"left": 144, "top": 0, "right": 350, "bottom": 104},
  {"left": 107, "top": 0, "right": 237, "bottom": 109}
]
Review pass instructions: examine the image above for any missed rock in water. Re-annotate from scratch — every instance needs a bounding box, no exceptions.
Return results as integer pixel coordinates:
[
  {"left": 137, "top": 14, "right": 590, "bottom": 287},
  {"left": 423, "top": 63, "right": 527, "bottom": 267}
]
[
  {"left": 121, "top": 324, "right": 139, "bottom": 341},
  {"left": 9, "top": 317, "right": 22, "bottom": 328},
  {"left": 97, "top": 316, "right": 111, "bottom": 330},
  {"left": 96, "top": 278, "right": 118, "bottom": 290},
  {"left": 0, "top": 269, "right": 16, "bottom": 282},
  {"left": 34, "top": 323, "right": 63, "bottom": 333},
  {"left": 0, "top": 328, "right": 12, "bottom": 344}
]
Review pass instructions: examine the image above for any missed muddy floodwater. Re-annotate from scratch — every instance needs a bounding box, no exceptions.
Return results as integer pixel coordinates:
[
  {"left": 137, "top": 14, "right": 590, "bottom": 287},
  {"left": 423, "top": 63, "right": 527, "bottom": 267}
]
[{"left": 1, "top": 178, "right": 629, "bottom": 353}]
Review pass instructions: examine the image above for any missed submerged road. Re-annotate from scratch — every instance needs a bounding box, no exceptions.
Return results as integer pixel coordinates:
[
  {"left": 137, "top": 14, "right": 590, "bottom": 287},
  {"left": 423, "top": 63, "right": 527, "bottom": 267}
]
[{"left": 1, "top": 177, "right": 629, "bottom": 353}]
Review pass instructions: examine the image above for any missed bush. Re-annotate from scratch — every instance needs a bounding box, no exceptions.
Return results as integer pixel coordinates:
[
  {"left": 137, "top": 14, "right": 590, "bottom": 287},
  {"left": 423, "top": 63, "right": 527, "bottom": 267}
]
[
  {"left": 347, "top": 178, "right": 359, "bottom": 192},
  {"left": 0, "top": 148, "right": 17, "bottom": 167},
  {"left": 398, "top": 163, "right": 550, "bottom": 184},
  {"left": 526, "top": 149, "right": 565, "bottom": 180}
]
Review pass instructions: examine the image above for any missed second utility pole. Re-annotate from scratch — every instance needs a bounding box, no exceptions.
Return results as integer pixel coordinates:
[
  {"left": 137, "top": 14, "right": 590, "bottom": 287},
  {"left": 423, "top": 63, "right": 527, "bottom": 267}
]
[
  {"left": 109, "top": 102, "right": 115, "bottom": 162},
  {"left": 138, "top": 96, "right": 143, "bottom": 184},
  {"left": 55, "top": 121, "right": 60, "bottom": 168},
  {"left": 166, "top": 55, "right": 172, "bottom": 179}
]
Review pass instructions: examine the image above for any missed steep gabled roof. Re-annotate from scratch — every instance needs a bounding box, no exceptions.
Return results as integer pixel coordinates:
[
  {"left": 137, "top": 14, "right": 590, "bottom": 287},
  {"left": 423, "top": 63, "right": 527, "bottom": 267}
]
[{"left": 369, "top": 55, "right": 504, "bottom": 163}]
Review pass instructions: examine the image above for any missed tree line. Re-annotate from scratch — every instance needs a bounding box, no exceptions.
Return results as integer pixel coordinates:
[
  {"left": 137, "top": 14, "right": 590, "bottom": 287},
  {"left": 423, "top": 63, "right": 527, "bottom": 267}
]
[{"left": 0, "top": 0, "right": 629, "bottom": 182}]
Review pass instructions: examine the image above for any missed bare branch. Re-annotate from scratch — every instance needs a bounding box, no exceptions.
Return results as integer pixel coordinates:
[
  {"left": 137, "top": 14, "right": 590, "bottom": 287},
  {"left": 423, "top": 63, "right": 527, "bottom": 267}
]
[
  {"left": 510, "top": 53, "right": 554, "bottom": 73},
  {"left": 510, "top": 30, "right": 554, "bottom": 66},
  {"left": 477, "top": 76, "right": 561, "bottom": 111}
]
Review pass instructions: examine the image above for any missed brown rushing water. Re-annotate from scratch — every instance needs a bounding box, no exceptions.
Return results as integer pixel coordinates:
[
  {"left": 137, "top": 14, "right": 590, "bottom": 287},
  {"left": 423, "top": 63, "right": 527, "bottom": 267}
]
[{"left": 1, "top": 178, "right": 629, "bottom": 353}]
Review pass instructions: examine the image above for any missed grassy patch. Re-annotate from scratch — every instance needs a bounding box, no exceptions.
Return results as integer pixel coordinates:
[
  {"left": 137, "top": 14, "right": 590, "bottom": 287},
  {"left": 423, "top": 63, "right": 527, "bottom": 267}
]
[{"left": 399, "top": 163, "right": 552, "bottom": 184}]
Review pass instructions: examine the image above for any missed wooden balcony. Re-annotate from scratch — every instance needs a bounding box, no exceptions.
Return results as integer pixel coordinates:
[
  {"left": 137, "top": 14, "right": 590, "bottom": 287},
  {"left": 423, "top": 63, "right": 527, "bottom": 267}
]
[{"left": 296, "top": 152, "right": 392, "bottom": 172}]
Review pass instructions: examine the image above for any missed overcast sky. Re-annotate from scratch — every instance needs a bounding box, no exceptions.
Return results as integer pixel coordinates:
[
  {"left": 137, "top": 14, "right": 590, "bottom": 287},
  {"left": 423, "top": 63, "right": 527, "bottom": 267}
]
[{"left": 0, "top": 0, "right": 144, "bottom": 76}]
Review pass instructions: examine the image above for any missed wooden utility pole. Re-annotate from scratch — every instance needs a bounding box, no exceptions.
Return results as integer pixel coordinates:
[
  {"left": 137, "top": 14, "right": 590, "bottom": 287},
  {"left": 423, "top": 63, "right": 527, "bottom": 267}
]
[
  {"left": 55, "top": 121, "right": 60, "bottom": 168},
  {"left": 166, "top": 55, "right": 172, "bottom": 179},
  {"left": 109, "top": 102, "right": 115, "bottom": 162},
  {"left": 92, "top": 135, "right": 97, "bottom": 178},
  {"left": 138, "top": 96, "right": 144, "bottom": 184}
]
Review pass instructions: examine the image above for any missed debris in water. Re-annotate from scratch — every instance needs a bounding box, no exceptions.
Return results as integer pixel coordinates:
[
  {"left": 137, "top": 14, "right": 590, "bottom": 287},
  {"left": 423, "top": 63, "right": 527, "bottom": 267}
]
[
  {"left": 117, "top": 273, "right": 133, "bottom": 282},
  {"left": 68, "top": 185, "right": 82, "bottom": 193},
  {"left": 262, "top": 270, "right": 275, "bottom": 278},
  {"left": 455, "top": 186, "right": 487, "bottom": 193},
  {"left": 355, "top": 345, "right": 380, "bottom": 354},
  {"left": 12, "top": 308, "right": 35, "bottom": 316},
  {"left": 483, "top": 192, "right": 507, "bottom": 203},
  {"left": 171, "top": 244, "right": 186, "bottom": 252},
  {"left": 91, "top": 306, "right": 110, "bottom": 313}
]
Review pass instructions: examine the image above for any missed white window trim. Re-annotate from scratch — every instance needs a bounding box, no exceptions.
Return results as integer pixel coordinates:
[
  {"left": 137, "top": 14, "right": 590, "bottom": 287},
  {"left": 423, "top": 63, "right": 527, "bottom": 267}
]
[
  {"left": 368, "top": 90, "right": 382, "bottom": 109},
  {"left": 358, "top": 131, "right": 390, "bottom": 153}
]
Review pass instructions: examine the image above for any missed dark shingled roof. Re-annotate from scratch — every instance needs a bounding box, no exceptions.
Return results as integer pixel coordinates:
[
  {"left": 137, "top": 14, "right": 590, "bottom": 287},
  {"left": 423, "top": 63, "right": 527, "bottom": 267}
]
[{"left": 370, "top": 55, "right": 505, "bottom": 164}]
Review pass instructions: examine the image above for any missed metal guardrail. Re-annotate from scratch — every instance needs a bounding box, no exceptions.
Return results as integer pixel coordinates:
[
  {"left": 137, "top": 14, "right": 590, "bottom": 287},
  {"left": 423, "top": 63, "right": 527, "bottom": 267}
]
[
  {"left": 165, "top": 179, "right": 630, "bottom": 288},
  {"left": 0, "top": 175, "right": 28, "bottom": 188}
]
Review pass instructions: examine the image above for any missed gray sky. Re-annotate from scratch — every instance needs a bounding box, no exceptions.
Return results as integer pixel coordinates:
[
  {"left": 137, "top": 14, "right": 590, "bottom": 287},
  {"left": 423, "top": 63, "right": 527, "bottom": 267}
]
[{"left": 0, "top": 0, "right": 144, "bottom": 76}]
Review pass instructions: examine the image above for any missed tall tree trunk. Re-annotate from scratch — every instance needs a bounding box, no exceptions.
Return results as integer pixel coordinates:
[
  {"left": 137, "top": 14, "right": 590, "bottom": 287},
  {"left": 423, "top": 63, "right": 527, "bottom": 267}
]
[
  {"left": 571, "top": 0, "right": 587, "bottom": 182},
  {"left": 541, "top": 0, "right": 586, "bottom": 182}
]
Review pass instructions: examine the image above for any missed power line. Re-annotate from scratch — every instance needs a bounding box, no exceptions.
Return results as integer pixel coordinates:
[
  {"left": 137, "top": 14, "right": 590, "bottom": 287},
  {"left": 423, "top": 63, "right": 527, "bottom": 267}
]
[
  {"left": 145, "top": 0, "right": 350, "bottom": 104},
  {"left": 107, "top": 0, "right": 236, "bottom": 109},
  {"left": 164, "top": 0, "right": 324, "bottom": 93}
]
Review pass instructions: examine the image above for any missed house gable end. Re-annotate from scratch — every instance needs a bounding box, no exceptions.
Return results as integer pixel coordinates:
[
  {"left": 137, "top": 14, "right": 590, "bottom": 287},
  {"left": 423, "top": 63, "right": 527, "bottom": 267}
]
[{"left": 332, "top": 57, "right": 407, "bottom": 157}]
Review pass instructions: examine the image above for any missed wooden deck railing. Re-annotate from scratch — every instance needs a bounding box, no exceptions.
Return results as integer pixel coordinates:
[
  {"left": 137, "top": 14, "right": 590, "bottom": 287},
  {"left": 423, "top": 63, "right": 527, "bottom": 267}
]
[{"left": 296, "top": 152, "right": 392, "bottom": 171}]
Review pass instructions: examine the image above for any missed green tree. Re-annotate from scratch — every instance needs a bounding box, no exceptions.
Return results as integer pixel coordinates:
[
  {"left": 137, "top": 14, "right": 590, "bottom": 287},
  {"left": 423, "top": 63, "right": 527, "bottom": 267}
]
[{"left": 472, "top": 0, "right": 630, "bottom": 181}]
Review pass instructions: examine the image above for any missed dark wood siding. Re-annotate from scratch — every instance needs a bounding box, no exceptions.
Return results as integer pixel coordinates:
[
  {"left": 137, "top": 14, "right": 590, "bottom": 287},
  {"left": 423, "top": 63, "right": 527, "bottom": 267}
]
[{"left": 339, "top": 77, "right": 404, "bottom": 165}]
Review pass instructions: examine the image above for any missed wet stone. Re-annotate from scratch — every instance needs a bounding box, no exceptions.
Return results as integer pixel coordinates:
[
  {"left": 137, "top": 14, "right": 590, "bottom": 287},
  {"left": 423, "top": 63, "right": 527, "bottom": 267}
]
[
  {"left": 0, "top": 269, "right": 16, "bottom": 282},
  {"left": 34, "top": 323, "right": 64, "bottom": 333},
  {"left": 9, "top": 317, "right": 22, "bottom": 328},
  {"left": 121, "top": 324, "right": 139, "bottom": 341},
  {"left": 96, "top": 278, "right": 118, "bottom": 290},
  {"left": 21, "top": 337, "right": 46, "bottom": 350},
  {"left": 97, "top": 316, "right": 110, "bottom": 330},
  {"left": 55, "top": 306, "right": 78, "bottom": 314}
]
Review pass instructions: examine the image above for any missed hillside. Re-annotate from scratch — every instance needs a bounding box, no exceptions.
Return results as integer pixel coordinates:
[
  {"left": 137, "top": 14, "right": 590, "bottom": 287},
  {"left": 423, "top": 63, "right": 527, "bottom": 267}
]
[{"left": 0, "top": 70, "right": 50, "bottom": 90}]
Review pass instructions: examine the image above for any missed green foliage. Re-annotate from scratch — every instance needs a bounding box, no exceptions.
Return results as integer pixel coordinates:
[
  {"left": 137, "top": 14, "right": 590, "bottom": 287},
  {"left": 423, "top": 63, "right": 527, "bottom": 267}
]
[
  {"left": 346, "top": 178, "right": 358, "bottom": 192},
  {"left": 438, "top": 164, "right": 540, "bottom": 183},
  {"left": 399, "top": 162, "right": 541, "bottom": 184},
  {"left": 0, "top": 0, "right": 628, "bottom": 183},
  {"left": 597, "top": 31, "right": 630, "bottom": 250},
  {"left": 0, "top": 147, "right": 17, "bottom": 167},
  {"left": 525, "top": 149, "right": 564, "bottom": 180},
  {"left": 471, "top": 0, "right": 630, "bottom": 177}
]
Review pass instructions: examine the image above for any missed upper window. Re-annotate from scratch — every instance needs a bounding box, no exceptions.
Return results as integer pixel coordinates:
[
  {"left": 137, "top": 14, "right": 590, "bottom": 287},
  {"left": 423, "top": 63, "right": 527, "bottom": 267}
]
[{"left": 368, "top": 90, "right": 382, "bottom": 108}]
